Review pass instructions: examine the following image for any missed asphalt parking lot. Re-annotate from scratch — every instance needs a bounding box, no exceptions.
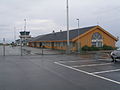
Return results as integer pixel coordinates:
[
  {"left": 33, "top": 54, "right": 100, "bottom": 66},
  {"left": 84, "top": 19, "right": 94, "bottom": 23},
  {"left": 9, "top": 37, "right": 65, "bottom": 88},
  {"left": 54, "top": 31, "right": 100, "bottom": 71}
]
[
  {"left": 55, "top": 58, "right": 120, "bottom": 83},
  {"left": 0, "top": 46, "right": 120, "bottom": 90}
]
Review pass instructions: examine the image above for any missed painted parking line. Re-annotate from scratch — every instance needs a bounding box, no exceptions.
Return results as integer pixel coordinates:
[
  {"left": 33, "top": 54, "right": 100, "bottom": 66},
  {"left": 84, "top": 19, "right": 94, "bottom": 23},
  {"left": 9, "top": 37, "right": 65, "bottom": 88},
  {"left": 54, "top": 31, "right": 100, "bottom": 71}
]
[
  {"left": 98, "top": 59, "right": 111, "bottom": 60},
  {"left": 59, "top": 59, "right": 111, "bottom": 63},
  {"left": 58, "top": 60, "right": 100, "bottom": 63},
  {"left": 58, "top": 60, "right": 80, "bottom": 63},
  {"left": 92, "top": 69, "right": 120, "bottom": 74},
  {"left": 54, "top": 61, "right": 120, "bottom": 85},
  {"left": 72, "top": 63, "right": 113, "bottom": 68}
]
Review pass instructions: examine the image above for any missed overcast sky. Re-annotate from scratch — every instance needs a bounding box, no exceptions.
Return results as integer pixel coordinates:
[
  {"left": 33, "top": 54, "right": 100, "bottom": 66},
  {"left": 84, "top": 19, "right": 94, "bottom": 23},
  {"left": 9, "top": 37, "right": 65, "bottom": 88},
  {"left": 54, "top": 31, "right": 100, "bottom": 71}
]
[{"left": 0, "top": 0, "right": 120, "bottom": 46}]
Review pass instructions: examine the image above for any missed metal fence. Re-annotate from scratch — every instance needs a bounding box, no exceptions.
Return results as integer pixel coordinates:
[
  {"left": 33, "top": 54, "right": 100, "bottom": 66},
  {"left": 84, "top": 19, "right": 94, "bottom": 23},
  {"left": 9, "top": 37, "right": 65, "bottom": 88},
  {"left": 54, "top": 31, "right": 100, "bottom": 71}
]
[
  {"left": 0, "top": 45, "right": 111, "bottom": 60},
  {"left": 0, "top": 45, "right": 66, "bottom": 56},
  {"left": 0, "top": 45, "right": 21, "bottom": 56}
]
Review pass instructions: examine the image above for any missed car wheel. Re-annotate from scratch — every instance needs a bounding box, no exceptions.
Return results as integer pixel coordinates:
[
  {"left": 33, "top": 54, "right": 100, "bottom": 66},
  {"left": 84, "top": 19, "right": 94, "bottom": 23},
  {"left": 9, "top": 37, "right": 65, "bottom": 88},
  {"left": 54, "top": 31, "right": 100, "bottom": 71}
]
[{"left": 111, "top": 56, "right": 116, "bottom": 62}]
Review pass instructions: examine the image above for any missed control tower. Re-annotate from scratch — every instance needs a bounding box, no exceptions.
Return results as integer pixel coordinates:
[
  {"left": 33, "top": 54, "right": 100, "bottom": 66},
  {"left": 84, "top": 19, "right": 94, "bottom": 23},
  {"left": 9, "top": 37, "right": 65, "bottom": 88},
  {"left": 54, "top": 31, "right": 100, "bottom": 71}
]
[{"left": 19, "top": 31, "right": 31, "bottom": 45}]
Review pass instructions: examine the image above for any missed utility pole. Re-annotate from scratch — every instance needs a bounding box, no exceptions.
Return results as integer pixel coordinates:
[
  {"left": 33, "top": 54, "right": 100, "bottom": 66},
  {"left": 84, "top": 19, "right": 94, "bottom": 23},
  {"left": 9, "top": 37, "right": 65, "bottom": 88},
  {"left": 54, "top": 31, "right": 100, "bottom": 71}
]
[
  {"left": 66, "top": 0, "right": 70, "bottom": 54},
  {"left": 14, "top": 26, "right": 16, "bottom": 44},
  {"left": 76, "top": 19, "right": 80, "bottom": 53}
]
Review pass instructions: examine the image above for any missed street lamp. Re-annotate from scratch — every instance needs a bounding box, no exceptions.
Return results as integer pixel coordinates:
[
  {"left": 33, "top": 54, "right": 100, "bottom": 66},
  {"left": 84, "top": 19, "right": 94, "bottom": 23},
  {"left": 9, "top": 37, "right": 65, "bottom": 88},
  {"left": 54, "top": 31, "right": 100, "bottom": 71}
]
[
  {"left": 76, "top": 19, "right": 80, "bottom": 53},
  {"left": 76, "top": 19, "right": 79, "bottom": 28},
  {"left": 66, "top": 0, "right": 70, "bottom": 54}
]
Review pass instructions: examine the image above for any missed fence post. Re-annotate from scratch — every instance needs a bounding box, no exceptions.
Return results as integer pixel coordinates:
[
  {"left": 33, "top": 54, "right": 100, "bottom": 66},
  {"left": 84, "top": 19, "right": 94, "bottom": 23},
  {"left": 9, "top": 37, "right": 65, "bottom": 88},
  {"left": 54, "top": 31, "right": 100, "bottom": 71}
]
[
  {"left": 42, "top": 46, "right": 43, "bottom": 55},
  {"left": 20, "top": 38, "right": 23, "bottom": 56},
  {"left": 3, "top": 38, "right": 5, "bottom": 56}
]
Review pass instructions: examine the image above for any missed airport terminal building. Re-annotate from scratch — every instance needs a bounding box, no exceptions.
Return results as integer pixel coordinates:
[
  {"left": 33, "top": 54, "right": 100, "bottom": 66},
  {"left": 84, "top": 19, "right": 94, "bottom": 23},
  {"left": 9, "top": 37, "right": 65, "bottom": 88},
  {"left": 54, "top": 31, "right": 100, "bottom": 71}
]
[{"left": 28, "top": 25, "right": 118, "bottom": 51}]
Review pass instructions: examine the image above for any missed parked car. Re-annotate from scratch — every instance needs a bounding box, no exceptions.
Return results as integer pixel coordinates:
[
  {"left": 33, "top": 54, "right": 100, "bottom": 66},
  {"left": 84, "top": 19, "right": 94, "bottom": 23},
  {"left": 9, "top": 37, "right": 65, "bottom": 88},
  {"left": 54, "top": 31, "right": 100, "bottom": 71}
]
[{"left": 111, "top": 48, "right": 120, "bottom": 62}]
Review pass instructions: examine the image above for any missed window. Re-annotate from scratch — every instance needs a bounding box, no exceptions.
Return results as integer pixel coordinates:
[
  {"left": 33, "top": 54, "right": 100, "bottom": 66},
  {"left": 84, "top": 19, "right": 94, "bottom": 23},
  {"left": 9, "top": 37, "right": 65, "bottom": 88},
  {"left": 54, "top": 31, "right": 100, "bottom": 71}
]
[
  {"left": 63, "top": 42, "right": 66, "bottom": 46},
  {"left": 91, "top": 32, "right": 103, "bottom": 47},
  {"left": 60, "top": 42, "right": 63, "bottom": 47},
  {"left": 92, "top": 42, "right": 96, "bottom": 47}
]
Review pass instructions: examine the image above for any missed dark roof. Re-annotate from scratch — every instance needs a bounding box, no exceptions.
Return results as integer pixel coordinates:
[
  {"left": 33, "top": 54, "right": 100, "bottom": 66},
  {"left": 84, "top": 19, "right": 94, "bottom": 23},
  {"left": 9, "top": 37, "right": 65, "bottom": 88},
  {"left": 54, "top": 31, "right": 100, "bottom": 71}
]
[
  {"left": 30, "top": 26, "right": 96, "bottom": 42},
  {"left": 28, "top": 36, "right": 43, "bottom": 42}
]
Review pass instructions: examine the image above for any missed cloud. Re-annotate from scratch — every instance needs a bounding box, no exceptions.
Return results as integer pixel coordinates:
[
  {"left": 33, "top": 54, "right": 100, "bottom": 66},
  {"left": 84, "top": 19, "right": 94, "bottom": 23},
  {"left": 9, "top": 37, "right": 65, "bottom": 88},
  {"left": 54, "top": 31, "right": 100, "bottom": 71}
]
[
  {"left": 30, "top": 20, "right": 51, "bottom": 23},
  {"left": 14, "top": 19, "right": 65, "bottom": 38},
  {"left": 0, "top": 0, "right": 120, "bottom": 44}
]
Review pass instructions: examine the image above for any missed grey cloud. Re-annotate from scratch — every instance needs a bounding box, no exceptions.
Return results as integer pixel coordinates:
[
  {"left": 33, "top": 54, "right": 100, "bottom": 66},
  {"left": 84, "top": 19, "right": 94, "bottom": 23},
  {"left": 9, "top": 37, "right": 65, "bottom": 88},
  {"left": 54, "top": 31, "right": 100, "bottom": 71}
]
[{"left": 0, "top": 0, "right": 120, "bottom": 45}]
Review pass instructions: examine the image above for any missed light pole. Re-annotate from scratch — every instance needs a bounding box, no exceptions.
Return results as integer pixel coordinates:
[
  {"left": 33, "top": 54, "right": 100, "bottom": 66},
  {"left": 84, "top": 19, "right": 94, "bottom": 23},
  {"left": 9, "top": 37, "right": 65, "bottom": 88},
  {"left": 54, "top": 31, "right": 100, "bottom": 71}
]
[
  {"left": 76, "top": 19, "right": 80, "bottom": 53},
  {"left": 76, "top": 19, "right": 79, "bottom": 28},
  {"left": 66, "top": 0, "right": 70, "bottom": 54},
  {"left": 14, "top": 26, "right": 16, "bottom": 44},
  {"left": 24, "top": 19, "right": 27, "bottom": 46}
]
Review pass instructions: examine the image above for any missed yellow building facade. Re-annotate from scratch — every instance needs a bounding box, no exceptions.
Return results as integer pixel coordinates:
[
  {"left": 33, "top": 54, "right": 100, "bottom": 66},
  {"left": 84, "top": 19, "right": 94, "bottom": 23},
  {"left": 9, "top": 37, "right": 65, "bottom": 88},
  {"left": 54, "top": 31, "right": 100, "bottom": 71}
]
[{"left": 28, "top": 26, "right": 118, "bottom": 51}]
